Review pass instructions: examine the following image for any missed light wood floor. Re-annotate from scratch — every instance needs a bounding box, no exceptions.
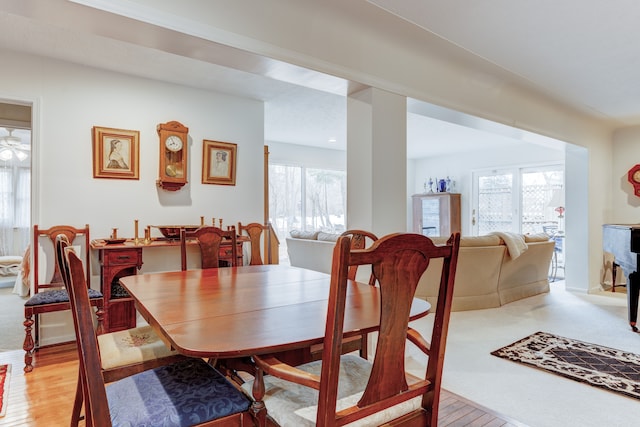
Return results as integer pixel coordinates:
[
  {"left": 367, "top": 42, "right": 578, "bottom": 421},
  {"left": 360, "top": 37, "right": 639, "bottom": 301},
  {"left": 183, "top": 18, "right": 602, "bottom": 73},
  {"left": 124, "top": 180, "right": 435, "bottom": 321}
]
[{"left": 0, "top": 345, "right": 526, "bottom": 426}]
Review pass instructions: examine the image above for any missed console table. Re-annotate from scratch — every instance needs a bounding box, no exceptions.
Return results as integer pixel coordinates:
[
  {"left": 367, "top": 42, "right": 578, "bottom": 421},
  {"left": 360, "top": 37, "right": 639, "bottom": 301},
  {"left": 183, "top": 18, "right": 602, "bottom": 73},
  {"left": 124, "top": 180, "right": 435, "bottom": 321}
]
[{"left": 91, "top": 237, "right": 246, "bottom": 332}]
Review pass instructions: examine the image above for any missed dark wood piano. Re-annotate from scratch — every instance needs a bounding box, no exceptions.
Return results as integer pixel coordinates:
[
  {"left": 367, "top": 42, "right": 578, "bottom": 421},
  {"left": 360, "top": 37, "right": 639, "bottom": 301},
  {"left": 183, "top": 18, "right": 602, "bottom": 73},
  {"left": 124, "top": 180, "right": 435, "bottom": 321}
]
[{"left": 602, "top": 224, "right": 640, "bottom": 332}]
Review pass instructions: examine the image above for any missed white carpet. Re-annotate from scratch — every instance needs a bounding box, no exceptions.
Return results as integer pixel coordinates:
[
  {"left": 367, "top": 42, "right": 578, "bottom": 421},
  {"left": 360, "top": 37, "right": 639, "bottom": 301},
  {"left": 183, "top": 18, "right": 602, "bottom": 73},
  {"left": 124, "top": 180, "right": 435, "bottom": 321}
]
[{"left": 406, "top": 282, "right": 640, "bottom": 427}]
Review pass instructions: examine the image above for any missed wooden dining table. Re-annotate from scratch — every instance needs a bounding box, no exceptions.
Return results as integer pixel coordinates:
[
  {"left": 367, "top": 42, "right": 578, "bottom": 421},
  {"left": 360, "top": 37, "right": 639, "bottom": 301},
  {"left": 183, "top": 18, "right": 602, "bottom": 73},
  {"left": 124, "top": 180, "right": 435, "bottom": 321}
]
[{"left": 119, "top": 264, "right": 431, "bottom": 361}]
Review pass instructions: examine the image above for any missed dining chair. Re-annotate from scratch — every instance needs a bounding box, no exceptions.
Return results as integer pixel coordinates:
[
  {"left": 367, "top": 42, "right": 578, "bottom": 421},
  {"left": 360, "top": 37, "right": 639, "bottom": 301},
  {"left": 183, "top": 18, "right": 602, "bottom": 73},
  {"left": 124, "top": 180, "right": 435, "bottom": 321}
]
[
  {"left": 246, "top": 232, "right": 461, "bottom": 427},
  {"left": 55, "top": 236, "right": 187, "bottom": 425},
  {"left": 23, "top": 224, "right": 104, "bottom": 373},
  {"left": 237, "top": 222, "right": 273, "bottom": 265},
  {"left": 180, "top": 225, "right": 238, "bottom": 270},
  {"left": 63, "top": 247, "right": 254, "bottom": 427}
]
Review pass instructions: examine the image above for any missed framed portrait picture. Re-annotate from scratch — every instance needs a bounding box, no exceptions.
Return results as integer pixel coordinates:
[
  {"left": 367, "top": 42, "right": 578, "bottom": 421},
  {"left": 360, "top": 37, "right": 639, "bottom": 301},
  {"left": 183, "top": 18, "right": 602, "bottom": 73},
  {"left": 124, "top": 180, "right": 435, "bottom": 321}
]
[
  {"left": 92, "top": 126, "right": 140, "bottom": 179},
  {"left": 202, "top": 140, "right": 237, "bottom": 185}
]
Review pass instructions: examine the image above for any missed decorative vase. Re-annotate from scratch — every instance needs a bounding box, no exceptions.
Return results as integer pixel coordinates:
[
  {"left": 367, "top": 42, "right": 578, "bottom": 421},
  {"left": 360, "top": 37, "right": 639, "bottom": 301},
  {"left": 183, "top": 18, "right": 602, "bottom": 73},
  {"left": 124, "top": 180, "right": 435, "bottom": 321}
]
[{"left": 438, "top": 179, "right": 447, "bottom": 193}]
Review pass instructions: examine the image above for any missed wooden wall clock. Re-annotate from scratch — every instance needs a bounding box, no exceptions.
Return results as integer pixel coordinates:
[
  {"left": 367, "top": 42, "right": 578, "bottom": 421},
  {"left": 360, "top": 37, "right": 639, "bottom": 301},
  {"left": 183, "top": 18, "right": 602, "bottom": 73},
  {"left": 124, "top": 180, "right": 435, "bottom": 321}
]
[{"left": 157, "top": 121, "right": 188, "bottom": 191}]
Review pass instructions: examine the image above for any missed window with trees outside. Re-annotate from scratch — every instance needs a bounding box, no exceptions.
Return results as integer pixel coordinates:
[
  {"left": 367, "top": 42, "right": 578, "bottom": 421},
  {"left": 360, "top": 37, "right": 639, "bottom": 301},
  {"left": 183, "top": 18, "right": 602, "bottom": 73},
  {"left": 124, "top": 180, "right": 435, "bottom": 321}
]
[{"left": 269, "top": 164, "right": 346, "bottom": 263}]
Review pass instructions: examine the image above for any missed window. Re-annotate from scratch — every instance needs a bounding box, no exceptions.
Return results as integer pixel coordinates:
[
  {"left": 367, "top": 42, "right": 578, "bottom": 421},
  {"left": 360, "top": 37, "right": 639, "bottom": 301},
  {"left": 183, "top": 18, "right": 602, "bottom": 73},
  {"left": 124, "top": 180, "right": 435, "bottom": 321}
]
[
  {"left": 269, "top": 164, "right": 302, "bottom": 239},
  {"left": 304, "top": 168, "right": 346, "bottom": 233},
  {"left": 0, "top": 163, "right": 30, "bottom": 255},
  {"left": 269, "top": 164, "right": 346, "bottom": 262}
]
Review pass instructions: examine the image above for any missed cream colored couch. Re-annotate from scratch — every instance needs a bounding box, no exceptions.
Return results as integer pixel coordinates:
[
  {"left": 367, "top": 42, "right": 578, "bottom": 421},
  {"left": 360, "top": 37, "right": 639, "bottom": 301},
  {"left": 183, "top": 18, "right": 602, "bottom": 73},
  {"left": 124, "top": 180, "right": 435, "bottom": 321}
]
[
  {"left": 285, "top": 230, "right": 340, "bottom": 275},
  {"left": 287, "top": 231, "right": 555, "bottom": 311},
  {"left": 416, "top": 233, "right": 555, "bottom": 311}
]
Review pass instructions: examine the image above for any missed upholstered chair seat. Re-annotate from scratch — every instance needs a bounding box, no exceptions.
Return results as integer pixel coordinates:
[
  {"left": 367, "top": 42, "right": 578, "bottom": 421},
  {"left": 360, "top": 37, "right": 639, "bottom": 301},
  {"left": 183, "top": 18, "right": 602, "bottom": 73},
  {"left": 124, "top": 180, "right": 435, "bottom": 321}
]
[
  {"left": 98, "top": 325, "right": 179, "bottom": 370},
  {"left": 24, "top": 288, "right": 102, "bottom": 306},
  {"left": 107, "top": 358, "right": 251, "bottom": 426}
]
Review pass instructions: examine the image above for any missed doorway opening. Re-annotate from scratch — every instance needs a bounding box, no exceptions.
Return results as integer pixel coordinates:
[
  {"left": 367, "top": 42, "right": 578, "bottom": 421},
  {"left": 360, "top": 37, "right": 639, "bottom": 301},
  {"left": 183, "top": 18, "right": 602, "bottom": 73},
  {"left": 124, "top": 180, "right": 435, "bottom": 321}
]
[{"left": 0, "top": 101, "right": 32, "bottom": 351}]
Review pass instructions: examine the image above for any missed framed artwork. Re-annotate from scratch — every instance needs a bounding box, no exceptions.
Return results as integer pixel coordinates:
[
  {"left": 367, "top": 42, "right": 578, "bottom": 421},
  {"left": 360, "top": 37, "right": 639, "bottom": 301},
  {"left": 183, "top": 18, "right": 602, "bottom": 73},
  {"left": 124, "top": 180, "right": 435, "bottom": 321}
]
[
  {"left": 92, "top": 126, "right": 140, "bottom": 179},
  {"left": 202, "top": 140, "right": 237, "bottom": 185}
]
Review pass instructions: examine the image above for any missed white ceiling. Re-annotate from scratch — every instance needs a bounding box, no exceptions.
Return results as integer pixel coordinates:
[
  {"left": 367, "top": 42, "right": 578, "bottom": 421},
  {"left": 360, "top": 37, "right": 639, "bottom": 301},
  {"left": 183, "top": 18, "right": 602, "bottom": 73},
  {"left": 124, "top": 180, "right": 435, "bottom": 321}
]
[
  {"left": 372, "top": 0, "right": 640, "bottom": 124},
  {"left": 3, "top": 1, "right": 635, "bottom": 158}
]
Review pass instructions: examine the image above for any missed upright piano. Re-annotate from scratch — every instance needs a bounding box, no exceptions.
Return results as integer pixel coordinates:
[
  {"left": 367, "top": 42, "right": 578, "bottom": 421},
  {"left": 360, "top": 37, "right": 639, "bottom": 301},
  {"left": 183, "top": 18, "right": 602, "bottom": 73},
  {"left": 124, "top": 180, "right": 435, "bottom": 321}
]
[{"left": 602, "top": 224, "right": 640, "bottom": 332}]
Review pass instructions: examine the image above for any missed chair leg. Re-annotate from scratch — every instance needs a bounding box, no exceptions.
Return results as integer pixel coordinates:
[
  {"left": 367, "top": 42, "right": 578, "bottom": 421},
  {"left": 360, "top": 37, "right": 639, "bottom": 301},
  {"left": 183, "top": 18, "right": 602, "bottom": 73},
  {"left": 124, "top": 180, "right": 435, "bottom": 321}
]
[
  {"left": 360, "top": 334, "right": 369, "bottom": 359},
  {"left": 23, "top": 311, "right": 35, "bottom": 372},
  {"left": 71, "top": 371, "right": 84, "bottom": 426},
  {"left": 94, "top": 300, "right": 105, "bottom": 335}
]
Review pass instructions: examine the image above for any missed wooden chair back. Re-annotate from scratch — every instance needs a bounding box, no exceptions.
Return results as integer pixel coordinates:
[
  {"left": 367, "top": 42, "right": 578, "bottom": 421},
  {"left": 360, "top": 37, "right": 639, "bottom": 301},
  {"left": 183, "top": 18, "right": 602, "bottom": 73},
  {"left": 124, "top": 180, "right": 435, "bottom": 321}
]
[
  {"left": 64, "top": 248, "right": 112, "bottom": 426},
  {"left": 339, "top": 229, "right": 378, "bottom": 285},
  {"left": 23, "top": 225, "right": 101, "bottom": 373},
  {"left": 180, "top": 226, "right": 238, "bottom": 271},
  {"left": 54, "top": 235, "right": 72, "bottom": 287},
  {"left": 318, "top": 232, "right": 460, "bottom": 425},
  {"left": 33, "top": 224, "right": 91, "bottom": 292},
  {"left": 55, "top": 235, "right": 88, "bottom": 426},
  {"left": 237, "top": 222, "right": 272, "bottom": 265}
]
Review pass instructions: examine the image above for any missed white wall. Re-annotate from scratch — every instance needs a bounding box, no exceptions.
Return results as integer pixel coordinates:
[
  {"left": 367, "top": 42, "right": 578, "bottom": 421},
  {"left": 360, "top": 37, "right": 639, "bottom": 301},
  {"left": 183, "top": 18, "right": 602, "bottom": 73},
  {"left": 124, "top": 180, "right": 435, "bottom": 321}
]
[
  {"left": 0, "top": 50, "right": 265, "bottom": 235},
  {"left": 612, "top": 126, "right": 640, "bottom": 220},
  {"left": 268, "top": 141, "right": 345, "bottom": 170},
  {"left": 0, "top": 49, "right": 265, "bottom": 345}
]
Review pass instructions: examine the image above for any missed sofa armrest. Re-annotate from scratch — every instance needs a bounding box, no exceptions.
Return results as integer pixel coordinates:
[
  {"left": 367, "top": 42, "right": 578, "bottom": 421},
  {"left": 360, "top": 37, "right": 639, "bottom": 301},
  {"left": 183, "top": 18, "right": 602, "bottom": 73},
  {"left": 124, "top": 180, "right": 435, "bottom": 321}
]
[
  {"left": 285, "top": 237, "right": 336, "bottom": 274},
  {"left": 498, "top": 240, "right": 554, "bottom": 305}
]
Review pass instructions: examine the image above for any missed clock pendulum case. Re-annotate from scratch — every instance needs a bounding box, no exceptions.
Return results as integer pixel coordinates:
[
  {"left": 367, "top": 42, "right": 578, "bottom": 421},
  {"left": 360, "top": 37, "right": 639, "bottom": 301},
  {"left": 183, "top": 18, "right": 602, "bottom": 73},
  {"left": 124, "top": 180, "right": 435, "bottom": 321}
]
[{"left": 157, "top": 121, "right": 189, "bottom": 191}]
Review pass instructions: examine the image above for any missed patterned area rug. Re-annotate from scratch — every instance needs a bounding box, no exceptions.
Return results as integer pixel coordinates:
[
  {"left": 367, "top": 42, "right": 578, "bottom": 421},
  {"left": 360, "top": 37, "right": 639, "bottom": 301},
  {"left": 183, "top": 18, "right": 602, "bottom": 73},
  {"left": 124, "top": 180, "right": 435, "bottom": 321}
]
[
  {"left": 491, "top": 332, "right": 640, "bottom": 400},
  {"left": 0, "top": 364, "right": 10, "bottom": 417}
]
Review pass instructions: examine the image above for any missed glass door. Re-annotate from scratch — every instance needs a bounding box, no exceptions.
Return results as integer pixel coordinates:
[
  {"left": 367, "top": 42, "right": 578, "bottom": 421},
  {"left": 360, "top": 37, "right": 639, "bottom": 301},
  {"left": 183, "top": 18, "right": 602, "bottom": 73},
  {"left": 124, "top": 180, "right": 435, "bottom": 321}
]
[
  {"left": 472, "top": 165, "right": 563, "bottom": 235},
  {"left": 472, "top": 169, "right": 517, "bottom": 235}
]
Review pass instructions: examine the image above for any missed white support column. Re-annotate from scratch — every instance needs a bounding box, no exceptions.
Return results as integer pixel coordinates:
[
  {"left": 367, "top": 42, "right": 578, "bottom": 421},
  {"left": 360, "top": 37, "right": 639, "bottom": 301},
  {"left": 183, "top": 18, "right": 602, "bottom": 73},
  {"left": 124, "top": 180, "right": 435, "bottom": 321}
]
[{"left": 346, "top": 87, "right": 407, "bottom": 236}]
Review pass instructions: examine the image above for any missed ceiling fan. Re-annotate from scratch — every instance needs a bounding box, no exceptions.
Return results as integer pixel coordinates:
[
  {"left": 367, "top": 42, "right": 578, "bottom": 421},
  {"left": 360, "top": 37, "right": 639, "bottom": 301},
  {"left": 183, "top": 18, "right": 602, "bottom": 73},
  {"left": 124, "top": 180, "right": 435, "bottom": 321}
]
[{"left": 0, "top": 128, "right": 30, "bottom": 161}]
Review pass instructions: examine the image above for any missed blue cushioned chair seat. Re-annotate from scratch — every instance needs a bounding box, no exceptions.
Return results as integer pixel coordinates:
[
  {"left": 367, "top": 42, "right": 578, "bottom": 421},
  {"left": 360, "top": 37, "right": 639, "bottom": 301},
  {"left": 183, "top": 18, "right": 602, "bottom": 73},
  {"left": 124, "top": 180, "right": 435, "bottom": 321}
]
[
  {"left": 107, "top": 358, "right": 250, "bottom": 427},
  {"left": 25, "top": 288, "right": 103, "bottom": 306}
]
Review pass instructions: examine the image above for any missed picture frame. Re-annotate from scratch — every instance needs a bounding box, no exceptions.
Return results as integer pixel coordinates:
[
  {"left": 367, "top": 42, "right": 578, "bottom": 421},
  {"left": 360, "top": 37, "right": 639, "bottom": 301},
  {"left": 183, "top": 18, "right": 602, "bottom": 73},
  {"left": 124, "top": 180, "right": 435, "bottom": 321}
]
[
  {"left": 202, "top": 140, "right": 237, "bottom": 185},
  {"left": 92, "top": 126, "right": 140, "bottom": 180}
]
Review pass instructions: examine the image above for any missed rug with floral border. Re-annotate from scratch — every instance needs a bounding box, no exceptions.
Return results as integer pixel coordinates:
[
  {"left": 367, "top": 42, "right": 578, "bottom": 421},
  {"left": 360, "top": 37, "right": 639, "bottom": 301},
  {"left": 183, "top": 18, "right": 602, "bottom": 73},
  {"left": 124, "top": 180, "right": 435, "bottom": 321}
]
[{"left": 491, "top": 331, "right": 640, "bottom": 400}]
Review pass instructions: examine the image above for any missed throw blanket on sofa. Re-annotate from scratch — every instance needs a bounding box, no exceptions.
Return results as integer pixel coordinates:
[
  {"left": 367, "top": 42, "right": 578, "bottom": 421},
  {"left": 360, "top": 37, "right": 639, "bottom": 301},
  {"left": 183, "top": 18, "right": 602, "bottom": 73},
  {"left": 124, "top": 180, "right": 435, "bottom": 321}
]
[{"left": 489, "top": 231, "right": 528, "bottom": 259}]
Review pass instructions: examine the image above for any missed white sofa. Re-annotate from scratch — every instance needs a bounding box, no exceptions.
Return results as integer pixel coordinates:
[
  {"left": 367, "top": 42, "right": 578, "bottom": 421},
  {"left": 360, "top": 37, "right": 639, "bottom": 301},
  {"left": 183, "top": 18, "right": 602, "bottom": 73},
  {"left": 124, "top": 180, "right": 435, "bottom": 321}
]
[
  {"left": 285, "top": 230, "right": 339, "bottom": 275},
  {"left": 287, "top": 230, "right": 555, "bottom": 311}
]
